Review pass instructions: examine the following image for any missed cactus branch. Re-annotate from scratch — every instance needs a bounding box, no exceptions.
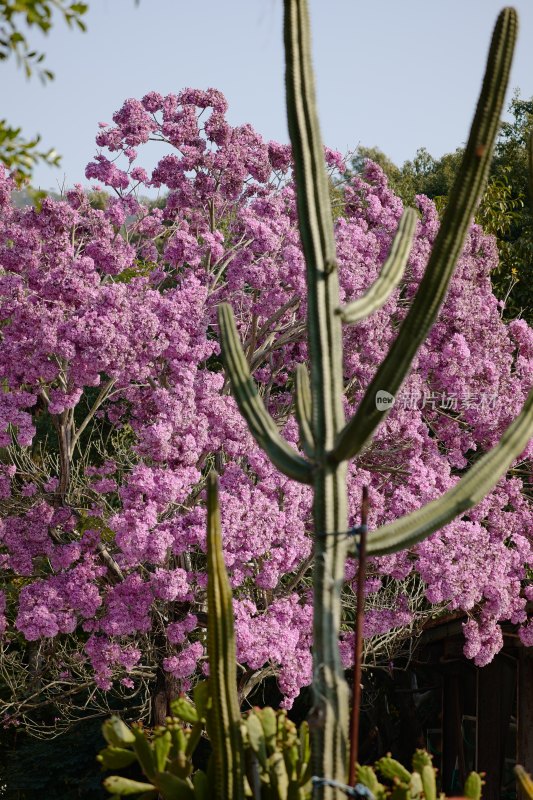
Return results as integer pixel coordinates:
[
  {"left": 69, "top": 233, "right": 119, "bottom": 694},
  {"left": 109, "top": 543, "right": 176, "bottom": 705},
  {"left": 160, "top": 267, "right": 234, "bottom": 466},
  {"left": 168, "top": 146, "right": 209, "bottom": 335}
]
[
  {"left": 295, "top": 363, "right": 315, "bottom": 457},
  {"left": 217, "top": 303, "right": 312, "bottom": 484},
  {"left": 350, "top": 388, "right": 533, "bottom": 557},
  {"left": 339, "top": 208, "right": 418, "bottom": 324},
  {"left": 206, "top": 471, "right": 246, "bottom": 800},
  {"left": 515, "top": 765, "right": 533, "bottom": 799},
  {"left": 333, "top": 7, "right": 518, "bottom": 464}
]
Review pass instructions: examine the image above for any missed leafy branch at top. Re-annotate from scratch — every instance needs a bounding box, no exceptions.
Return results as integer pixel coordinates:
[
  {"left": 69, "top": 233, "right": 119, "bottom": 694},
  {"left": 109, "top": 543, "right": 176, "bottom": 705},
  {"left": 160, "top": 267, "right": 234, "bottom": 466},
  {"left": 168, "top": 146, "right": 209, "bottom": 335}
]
[{"left": 0, "top": 0, "right": 87, "bottom": 81}]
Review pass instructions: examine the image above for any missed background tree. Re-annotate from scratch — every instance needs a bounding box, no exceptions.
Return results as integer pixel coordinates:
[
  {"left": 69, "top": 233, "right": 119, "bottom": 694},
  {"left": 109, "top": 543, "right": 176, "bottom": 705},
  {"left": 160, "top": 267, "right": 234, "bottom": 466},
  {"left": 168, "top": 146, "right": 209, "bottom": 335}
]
[
  {"left": 351, "top": 92, "right": 533, "bottom": 321},
  {"left": 0, "top": 89, "right": 531, "bottom": 742},
  {"left": 0, "top": 0, "right": 87, "bottom": 180}
]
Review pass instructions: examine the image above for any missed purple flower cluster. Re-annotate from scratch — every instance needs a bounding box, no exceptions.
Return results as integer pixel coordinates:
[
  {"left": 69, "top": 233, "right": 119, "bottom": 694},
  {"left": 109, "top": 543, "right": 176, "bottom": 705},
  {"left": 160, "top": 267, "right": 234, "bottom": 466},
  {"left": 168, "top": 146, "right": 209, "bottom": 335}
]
[{"left": 0, "top": 88, "right": 531, "bottom": 711}]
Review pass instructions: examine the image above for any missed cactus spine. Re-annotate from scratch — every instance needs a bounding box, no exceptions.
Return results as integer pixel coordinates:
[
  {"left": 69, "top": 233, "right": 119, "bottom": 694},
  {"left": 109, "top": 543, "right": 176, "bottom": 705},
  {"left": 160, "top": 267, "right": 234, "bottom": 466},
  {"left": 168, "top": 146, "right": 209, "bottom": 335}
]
[{"left": 218, "top": 2, "right": 531, "bottom": 797}]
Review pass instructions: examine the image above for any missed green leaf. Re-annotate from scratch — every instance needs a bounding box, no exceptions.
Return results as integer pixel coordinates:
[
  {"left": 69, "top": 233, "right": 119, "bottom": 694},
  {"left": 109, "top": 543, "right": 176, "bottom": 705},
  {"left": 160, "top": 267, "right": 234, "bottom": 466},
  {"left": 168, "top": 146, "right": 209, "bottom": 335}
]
[
  {"left": 155, "top": 771, "right": 195, "bottom": 800},
  {"left": 193, "top": 680, "right": 210, "bottom": 721},
  {"left": 102, "top": 717, "right": 135, "bottom": 747},
  {"left": 171, "top": 696, "right": 199, "bottom": 724},
  {"left": 259, "top": 707, "right": 277, "bottom": 751},
  {"left": 153, "top": 731, "right": 172, "bottom": 773},
  {"left": 184, "top": 721, "right": 204, "bottom": 758},
  {"left": 411, "top": 750, "right": 432, "bottom": 773},
  {"left": 297, "top": 721, "right": 310, "bottom": 782},
  {"left": 245, "top": 712, "right": 267, "bottom": 768},
  {"left": 464, "top": 771, "right": 484, "bottom": 800},
  {"left": 132, "top": 727, "right": 155, "bottom": 781},
  {"left": 169, "top": 727, "right": 187, "bottom": 759},
  {"left": 268, "top": 751, "right": 289, "bottom": 800},
  {"left": 357, "top": 765, "right": 384, "bottom": 797},
  {"left": 193, "top": 770, "right": 210, "bottom": 800},
  {"left": 97, "top": 746, "right": 137, "bottom": 770},
  {"left": 376, "top": 756, "right": 412, "bottom": 784},
  {"left": 103, "top": 776, "right": 156, "bottom": 795}
]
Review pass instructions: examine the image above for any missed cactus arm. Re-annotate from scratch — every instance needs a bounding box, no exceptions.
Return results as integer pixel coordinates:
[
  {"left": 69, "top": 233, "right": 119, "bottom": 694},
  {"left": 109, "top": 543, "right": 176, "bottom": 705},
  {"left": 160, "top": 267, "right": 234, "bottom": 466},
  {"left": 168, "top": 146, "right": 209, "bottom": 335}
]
[
  {"left": 295, "top": 363, "right": 315, "bottom": 457},
  {"left": 464, "top": 771, "right": 484, "bottom": 800},
  {"left": 354, "top": 388, "right": 533, "bottom": 556},
  {"left": 339, "top": 208, "right": 418, "bottom": 324},
  {"left": 205, "top": 471, "right": 246, "bottom": 800},
  {"left": 515, "top": 765, "right": 533, "bottom": 799},
  {"left": 332, "top": 7, "right": 518, "bottom": 464},
  {"left": 218, "top": 303, "right": 312, "bottom": 484},
  {"left": 285, "top": 0, "right": 350, "bottom": 795},
  {"left": 103, "top": 776, "right": 157, "bottom": 796}
]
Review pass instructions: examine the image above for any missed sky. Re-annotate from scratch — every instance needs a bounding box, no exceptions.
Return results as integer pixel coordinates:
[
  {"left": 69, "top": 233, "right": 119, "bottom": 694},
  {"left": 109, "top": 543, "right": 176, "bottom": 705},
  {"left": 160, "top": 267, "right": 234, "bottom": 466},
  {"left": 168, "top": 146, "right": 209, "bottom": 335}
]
[{"left": 2, "top": 0, "right": 533, "bottom": 193}]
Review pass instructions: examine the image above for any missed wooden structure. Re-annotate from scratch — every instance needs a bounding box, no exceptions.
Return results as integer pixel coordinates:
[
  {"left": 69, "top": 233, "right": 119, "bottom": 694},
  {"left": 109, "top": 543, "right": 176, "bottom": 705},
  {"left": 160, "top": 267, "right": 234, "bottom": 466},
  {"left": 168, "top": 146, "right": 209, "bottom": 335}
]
[{"left": 360, "top": 616, "right": 533, "bottom": 800}]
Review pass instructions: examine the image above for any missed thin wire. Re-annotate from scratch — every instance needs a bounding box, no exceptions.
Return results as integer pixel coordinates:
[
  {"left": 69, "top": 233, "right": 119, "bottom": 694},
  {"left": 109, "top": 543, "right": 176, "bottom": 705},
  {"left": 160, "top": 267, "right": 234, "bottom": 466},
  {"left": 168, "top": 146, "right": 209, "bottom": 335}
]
[
  {"left": 317, "top": 524, "right": 368, "bottom": 539},
  {"left": 349, "top": 485, "right": 369, "bottom": 786},
  {"left": 311, "top": 776, "right": 375, "bottom": 798}
]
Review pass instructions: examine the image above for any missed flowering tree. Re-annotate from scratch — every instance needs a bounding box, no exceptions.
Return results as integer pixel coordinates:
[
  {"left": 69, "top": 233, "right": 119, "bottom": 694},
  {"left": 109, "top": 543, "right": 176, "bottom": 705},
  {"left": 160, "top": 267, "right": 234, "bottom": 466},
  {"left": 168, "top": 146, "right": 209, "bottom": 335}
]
[{"left": 0, "top": 88, "right": 531, "bottom": 734}]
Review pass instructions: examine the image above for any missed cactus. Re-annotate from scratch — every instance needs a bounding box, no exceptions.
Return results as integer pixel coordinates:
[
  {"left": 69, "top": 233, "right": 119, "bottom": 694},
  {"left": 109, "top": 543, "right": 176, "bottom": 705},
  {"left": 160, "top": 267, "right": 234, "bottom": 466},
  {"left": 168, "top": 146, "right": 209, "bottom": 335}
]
[
  {"left": 463, "top": 770, "right": 484, "bottom": 800},
  {"left": 217, "top": 1, "right": 531, "bottom": 795},
  {"left": 204, "top": 471, "right": 246, "bottom": 800},
  {"left": 100, "top": 719, "right": 488, "bottom": 800},
  {"left": 515, "top": 765, "right": 533, "bottom": 799},
  {"left": 242, "top": 707, "right": 312, "bottom": 798},
  {"left": 355, "top": 752, "right": 484, "bottom": 800}
]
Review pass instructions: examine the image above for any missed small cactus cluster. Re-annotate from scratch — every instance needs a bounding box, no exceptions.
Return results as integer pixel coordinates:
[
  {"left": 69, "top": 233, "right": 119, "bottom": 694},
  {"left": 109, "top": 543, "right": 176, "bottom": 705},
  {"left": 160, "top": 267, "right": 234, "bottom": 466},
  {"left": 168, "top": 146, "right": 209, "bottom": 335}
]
[
  {"left": 99, "top": 691, "right": 312, "bottom": 799},
  {"left": 99, "top": 715, "right": 489, "bottom": 800},
  {"left": 241, "top": 707, "right": 312, "bottom": 799},
  {"left": 99, "top": 705, "right": 207, "bottom": 798},
  {"left": 357, "top": 751, "right": 483, "bottom": 800}
]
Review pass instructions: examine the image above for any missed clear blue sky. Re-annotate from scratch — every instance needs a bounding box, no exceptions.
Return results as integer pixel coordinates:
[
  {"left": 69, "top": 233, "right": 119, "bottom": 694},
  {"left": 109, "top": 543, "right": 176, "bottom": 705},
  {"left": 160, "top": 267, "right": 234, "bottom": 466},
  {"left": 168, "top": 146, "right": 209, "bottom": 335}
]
[{"left": 2, "top": 0, "right": 533, "bottom": 192}]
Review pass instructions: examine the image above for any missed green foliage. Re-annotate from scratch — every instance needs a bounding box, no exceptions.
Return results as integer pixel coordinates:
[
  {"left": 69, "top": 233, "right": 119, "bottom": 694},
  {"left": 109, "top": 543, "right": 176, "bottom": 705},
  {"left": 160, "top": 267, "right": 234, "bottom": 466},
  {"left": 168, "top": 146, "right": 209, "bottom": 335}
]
[
  {"left": 353, "top": 91, "right": 533, "bottom": 321},
  {"left": 0, "top": 0, "right": 87, "bottom": 80},
  {"left": 0, "top": 118, "right": 60, "bottom": 183},
  {"left": 0, "top": 0, "right": 88, "bottom": 180},
  {"left": 100, "top": 719, "right": 490, "bottom": 800},
  {"left": 490, "top": 91, "right": 533, "bottom": 319}
]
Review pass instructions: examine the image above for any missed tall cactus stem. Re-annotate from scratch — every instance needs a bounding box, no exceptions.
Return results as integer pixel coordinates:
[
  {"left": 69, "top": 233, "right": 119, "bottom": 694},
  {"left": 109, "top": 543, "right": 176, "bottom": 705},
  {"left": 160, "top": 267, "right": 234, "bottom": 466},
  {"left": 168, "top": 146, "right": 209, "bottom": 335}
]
[
  {"left": 206, "top": 471, "right": 246, "bottom": 800},
  {"left": 284, "top": 0, "right": 351, "bottom": 793}
]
